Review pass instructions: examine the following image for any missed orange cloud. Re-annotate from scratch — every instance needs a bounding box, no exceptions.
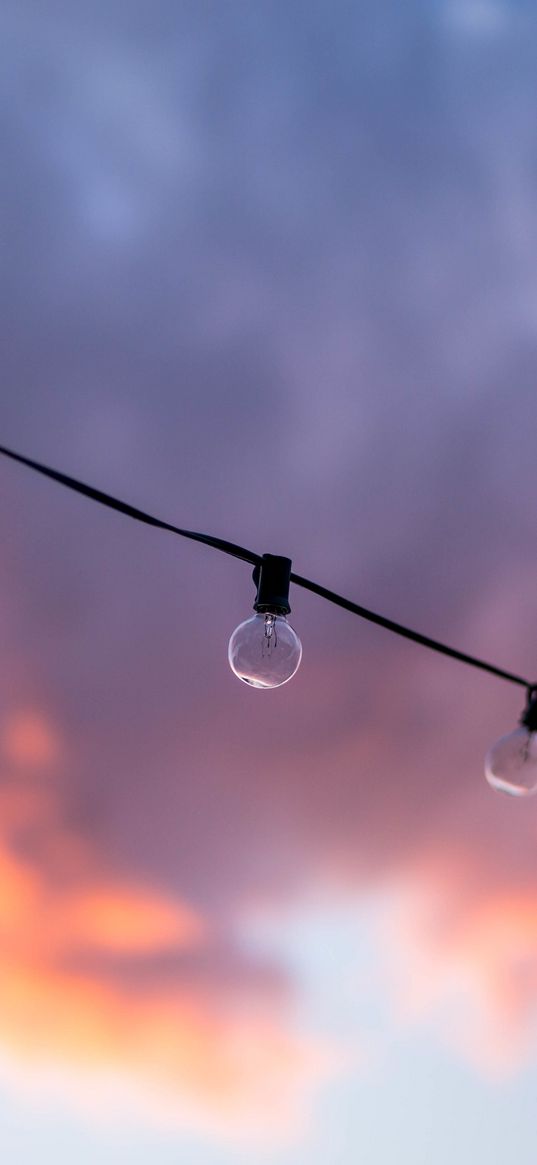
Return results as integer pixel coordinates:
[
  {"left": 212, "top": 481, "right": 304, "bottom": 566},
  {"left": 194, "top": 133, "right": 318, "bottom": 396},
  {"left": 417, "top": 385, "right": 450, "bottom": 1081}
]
[
  {"left": 0, "top": 711, "right": 330, "bottom": 1136},
  {"left": 59, "top": 885, "right": 204, "bottom": 953},
  {"left": 0, "top": 953, "right": 324, "bottom": 1135}
]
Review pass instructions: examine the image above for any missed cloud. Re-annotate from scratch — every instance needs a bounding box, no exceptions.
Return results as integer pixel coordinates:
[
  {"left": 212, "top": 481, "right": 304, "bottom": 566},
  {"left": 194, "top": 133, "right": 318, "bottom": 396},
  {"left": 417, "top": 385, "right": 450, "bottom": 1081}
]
[
  {"left": 379, "top": 845, "right": 537, "bottom": 1075},
  {"left": 0, "top": 710, "right": 333, "bottom": 1136}
]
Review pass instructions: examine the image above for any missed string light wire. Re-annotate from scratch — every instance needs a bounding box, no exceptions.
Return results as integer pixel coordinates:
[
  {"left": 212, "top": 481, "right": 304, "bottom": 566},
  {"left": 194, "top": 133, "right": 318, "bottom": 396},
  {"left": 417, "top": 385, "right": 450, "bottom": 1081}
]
[{"left": 0, "top": 442, "right": 531, "bottom": 693}]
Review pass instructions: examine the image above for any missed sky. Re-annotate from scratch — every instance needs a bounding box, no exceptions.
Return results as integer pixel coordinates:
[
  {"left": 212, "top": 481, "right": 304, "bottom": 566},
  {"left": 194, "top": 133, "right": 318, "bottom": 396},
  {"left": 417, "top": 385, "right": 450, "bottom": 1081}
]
[{"left": 2, "top": 0, "right": 537, "bottom": 1161}]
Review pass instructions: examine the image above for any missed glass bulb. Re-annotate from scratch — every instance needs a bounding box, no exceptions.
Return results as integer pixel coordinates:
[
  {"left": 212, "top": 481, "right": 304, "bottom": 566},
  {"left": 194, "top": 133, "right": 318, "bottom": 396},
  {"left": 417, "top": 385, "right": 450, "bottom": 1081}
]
[
  {"left": 228, "top": 612, "right": 302, "bottom": 689},
  {"left": 485, "top": 726, "right": 537, "bottom": 796}
]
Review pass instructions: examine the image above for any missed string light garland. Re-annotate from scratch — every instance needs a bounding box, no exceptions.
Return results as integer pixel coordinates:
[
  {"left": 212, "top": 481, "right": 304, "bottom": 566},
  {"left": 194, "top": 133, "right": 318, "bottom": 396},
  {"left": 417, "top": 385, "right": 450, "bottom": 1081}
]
[{"left": 0, "top": 442, "right": 535, "bottom": 797}]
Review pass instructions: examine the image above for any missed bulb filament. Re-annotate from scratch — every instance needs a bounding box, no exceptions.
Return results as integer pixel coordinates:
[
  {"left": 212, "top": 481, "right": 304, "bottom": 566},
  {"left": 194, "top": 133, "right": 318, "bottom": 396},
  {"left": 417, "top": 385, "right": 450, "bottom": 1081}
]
[{"left": 262, "top": 613, "right": 278, "bottom": 656}]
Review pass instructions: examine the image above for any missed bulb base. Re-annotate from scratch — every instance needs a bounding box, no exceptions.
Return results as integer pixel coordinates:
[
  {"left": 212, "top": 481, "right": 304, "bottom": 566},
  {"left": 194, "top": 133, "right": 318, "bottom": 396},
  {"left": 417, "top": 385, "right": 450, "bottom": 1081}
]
[
  {"left": 253, "top": 554, "right": 292, "bottom": 616},
  {"left": 520, "top": 690, "right": 537, "bottom": 732}
]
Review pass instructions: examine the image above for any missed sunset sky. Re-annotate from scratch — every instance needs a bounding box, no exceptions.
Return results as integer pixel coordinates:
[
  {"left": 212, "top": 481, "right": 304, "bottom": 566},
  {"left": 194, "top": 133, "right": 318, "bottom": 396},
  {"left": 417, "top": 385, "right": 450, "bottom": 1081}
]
[{"left": 2, "top": 1, "right": 537, "bottom": 1162}]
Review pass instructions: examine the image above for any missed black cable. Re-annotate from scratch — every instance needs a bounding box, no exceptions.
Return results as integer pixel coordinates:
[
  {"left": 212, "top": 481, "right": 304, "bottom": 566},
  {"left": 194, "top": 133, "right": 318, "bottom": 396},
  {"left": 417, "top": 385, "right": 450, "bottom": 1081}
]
[
  {"left": 290, "top": 572, "right": 530, "bottom": 689},
  {"left": 0, "top": 444, "right": 261, "bottom": 567},
  {"left": 0, "top": 442, "right": 531, "bottom": 692}
]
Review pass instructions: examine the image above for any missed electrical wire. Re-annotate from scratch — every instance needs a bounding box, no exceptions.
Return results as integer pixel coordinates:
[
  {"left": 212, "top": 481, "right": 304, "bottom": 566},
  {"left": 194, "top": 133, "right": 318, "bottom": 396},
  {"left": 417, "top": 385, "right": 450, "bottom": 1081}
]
[
  {"left": 0, "top": 442, "right": 531, "bottom": 692},
  {"left": 0, "top": 444, "right": 260, "bottom": 566}
]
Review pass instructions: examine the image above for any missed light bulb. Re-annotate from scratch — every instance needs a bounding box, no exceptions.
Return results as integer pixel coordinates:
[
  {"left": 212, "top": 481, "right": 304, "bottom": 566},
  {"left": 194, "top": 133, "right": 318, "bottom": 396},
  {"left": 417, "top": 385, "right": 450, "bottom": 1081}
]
[
  {"left": 229, "top": 553, "right": 302, "bottom": 688},
  {"left": 228, "top": 611, "right": 302, "bottom": 688},
  {"left": 485, "top": 727, "right": 537, "bottom": 796},
  {"left": 485, "top": 690, "right": 537, "bottom": 796}
]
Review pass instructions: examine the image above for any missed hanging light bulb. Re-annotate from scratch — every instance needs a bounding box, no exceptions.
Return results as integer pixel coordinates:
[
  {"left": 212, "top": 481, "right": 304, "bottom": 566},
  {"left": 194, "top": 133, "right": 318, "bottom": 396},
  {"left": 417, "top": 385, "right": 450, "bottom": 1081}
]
[
  {"left": 228, "top": 554, "right": 302, "bottom": 688},
  {"left": 485, "top": 687, "right": 537, "bottom": 796}
]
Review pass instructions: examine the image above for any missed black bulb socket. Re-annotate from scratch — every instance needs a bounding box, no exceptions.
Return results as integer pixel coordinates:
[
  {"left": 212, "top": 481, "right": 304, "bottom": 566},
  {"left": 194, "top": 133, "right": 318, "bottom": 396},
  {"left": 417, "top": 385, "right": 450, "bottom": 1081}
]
[
  {"left": 252, "top": 554, "right": 292, "bottom": 616},
  {"left": 520, "top": 689, "right": 537, "bottom": 732}
]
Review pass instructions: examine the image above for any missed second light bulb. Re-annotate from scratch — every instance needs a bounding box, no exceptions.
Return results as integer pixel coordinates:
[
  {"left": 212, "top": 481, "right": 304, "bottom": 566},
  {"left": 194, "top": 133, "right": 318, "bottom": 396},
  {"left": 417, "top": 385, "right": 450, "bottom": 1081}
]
[{"left": 485, "top": 688, "right": 537, "bottom": 797}]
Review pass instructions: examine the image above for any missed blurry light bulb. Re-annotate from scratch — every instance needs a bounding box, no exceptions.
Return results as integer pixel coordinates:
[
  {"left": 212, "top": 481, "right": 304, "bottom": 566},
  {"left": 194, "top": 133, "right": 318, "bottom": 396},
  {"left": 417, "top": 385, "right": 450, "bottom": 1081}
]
[
  {"left": 228, "top": 611, "right": 302, "bottom": 688},
  {"left": 228, "top": 553, "right": 302, "bottom": 689},
  {"left": 485, "top": 689, "right": 537, "bottom": 796}
]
